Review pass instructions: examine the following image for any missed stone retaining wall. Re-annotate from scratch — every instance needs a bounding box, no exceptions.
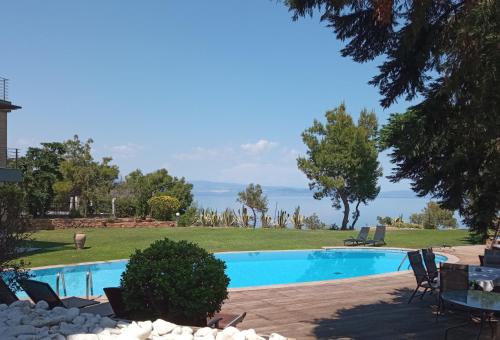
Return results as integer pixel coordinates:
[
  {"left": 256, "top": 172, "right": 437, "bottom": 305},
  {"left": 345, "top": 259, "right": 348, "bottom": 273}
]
[{"left": 30, "top": 217, "right": 176, "bottom": 230}]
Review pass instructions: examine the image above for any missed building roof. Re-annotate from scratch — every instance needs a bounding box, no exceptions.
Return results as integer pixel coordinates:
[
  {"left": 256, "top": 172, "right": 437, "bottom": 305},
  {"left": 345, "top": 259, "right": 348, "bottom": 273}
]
[{"left": 0, "top": 100, "right": 21, "bottom": 111}]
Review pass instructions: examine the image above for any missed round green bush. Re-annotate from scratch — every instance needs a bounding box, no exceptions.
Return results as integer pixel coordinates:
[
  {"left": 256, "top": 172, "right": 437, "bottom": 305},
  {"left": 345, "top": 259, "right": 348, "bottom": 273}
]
[
  {"left": 147, "top": 195, "right": 180, "bottom": 221},
  {"left": 120, "top": 238, "right": 229, "bottom": 325},
  {"left": 114, "top": 196, "right": 137, "bottom": 218}
]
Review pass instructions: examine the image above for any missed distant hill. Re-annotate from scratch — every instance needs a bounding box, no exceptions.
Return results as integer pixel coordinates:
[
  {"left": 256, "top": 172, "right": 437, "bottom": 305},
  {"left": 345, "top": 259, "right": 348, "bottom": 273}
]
[{"left": 190, "top": 180, "right": 419, "bottom": 199}]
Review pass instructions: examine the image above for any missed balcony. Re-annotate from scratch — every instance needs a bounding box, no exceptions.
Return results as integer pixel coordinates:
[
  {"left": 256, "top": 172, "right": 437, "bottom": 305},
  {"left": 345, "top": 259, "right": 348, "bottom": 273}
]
[{"left": 0, "top": 147, "right": 22, "bottom": 182}]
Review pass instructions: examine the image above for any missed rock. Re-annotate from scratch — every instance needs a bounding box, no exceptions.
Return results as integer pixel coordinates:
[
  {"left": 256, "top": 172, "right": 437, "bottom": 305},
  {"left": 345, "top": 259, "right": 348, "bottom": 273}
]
[
  {"left": 0, "top": 304, "right": 8, "bottom": 311},
  {"left": 64, "top": 307, "right": 81, "bottom": 322},
  {"left": 73, "top": 315, "right": 86, "bottom": 325},
  {"left": 119, "top": 322, "right": 151, "bottom": 340},
  {"left": 216, "top": 326, "right": 245, "bottom": 340},
  {"left": 59, "top": 322, "right": 85, "bottom": 336},
  {"left": 9, "top": 300, "right": 31, "bottom": 309},
  {"left": 35, "top": 301, "right": 50, "bottom": 310},
  {"left": 240, "top": 329, "right": 265, "bottom": 340},
  {"left": 137, "top": 320, "right": 153, "bottom": 332},
  {"left": 194, "top": 327, "right": 217, "bottom": 338},
  {"left": 269, "top": 334, "right": 287, "bottom": 340},
  {"left": 99, "top": 317, "right": 116, "bottom": 329},
  {"left": 5, "top": 325, "right": 37, "bottom": 336},
  {"left": 153, "top": 319, "right": 176, "bottom": 335},
  {"left": 181, "top": 326, "right": 193, "bottom": 335},
  {"left": 51, "top": 307, "right": 68, "bottom": 315},
  {"left": 67, "top": 335, "right": 99, "bottom": 340}
]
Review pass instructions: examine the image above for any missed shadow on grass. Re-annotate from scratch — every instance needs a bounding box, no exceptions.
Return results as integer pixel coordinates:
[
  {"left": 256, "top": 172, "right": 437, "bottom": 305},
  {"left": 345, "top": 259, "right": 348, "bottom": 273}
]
[{"left": 311, "top": 287, "right": 488, "bottom": 340}]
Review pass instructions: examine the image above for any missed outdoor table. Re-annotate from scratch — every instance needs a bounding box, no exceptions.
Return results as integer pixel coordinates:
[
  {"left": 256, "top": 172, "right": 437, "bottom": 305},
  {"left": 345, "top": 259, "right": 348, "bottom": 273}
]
[
  {"left": 469, "top": 266, "right": 500, "bottom": 292},
  {"left": 441, "top": 290, "right": 500, "bottom": 339}
]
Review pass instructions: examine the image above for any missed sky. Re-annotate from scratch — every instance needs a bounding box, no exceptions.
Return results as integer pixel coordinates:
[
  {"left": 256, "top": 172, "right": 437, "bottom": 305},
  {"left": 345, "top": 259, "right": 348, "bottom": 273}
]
[{"left": 3, "top": 0, "right": 416, "bottom": 190}]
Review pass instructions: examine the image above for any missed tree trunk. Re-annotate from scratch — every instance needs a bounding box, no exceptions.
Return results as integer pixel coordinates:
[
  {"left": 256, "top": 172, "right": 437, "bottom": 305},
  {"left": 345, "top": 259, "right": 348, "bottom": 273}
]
[
  {"left": 350, "top": 200, "right": 362, "bottom": 230},
  {"left": 340, "top": 194, "right": 350, "bottom": 230},
  {"left": 251, "top": 208, "right": 257, "bottom": 228}
]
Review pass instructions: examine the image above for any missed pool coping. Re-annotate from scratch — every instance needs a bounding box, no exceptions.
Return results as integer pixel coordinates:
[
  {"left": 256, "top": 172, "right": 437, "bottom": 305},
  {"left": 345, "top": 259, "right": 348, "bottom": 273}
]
[{"left": 28, "top": 247, "right": 459, "bottom": 291}]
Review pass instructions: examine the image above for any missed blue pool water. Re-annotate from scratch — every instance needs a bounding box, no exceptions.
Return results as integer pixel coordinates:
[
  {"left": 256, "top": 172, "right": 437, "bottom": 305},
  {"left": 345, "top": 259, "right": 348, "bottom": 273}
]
[{"left": 26, "top": 249, "right": 447, "bottom": 297}]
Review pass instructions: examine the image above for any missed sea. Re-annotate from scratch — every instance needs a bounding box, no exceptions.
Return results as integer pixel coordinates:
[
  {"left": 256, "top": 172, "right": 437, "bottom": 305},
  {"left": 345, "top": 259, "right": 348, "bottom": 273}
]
[{"left": 191, "top": 181, "right": 445, "bottom": 228}]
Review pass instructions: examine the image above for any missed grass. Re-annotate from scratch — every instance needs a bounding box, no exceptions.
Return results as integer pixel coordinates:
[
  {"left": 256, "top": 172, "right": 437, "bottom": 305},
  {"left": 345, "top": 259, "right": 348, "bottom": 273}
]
[{"left": 21, "top": 227, "right": 473, "bottom": 268}]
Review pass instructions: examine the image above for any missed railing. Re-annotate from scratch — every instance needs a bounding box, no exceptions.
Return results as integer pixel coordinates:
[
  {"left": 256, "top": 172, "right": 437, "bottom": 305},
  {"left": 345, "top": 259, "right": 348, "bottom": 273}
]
[
  {"left": 0, "top": 77, "right": 8, "bottom": 101},
  {"left": 0, "top": 147, "right": 21, "bottom": 168},
  {"left": 56, "top": 272, "right": 67, "bottom": 297},
  {"left": 86, "top": 270, "right": 94, "bottom": 299}
]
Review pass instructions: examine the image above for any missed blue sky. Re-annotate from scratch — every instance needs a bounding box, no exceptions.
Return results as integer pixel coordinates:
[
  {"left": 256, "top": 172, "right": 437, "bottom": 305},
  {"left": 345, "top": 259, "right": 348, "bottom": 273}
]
[{"left": 4, "top": 0, "right": 415, "bottom": 190}]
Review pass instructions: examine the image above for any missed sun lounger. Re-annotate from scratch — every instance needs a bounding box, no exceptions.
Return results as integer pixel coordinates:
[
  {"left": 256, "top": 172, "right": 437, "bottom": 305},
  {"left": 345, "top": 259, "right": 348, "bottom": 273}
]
[
  {"left": 343, "top": 227, "right": 370, "bottom": 246},
  {"left": 365, "top": 226, "right": 386, "bottom": 246},
  {"left": 20, "top": 279, "right": 99, "bottom": 309},
  {"left": 104, "top": 286, "right": 246, "bottom": 328},
  {"left": 0, "top": 278, "right": 19, "bottom": 305}
]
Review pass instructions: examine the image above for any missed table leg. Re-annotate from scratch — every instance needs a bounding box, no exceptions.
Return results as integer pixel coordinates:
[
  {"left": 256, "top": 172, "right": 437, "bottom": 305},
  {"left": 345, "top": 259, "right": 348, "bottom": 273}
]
[{"left": 475, "top": 312, "right": 484, "bottom": 340}]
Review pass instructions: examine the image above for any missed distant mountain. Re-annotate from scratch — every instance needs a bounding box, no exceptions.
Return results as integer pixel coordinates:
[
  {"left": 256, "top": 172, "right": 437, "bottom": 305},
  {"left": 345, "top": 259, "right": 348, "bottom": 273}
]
[{"left": 190, "top": 180, "right": 419, "bottom": 199}]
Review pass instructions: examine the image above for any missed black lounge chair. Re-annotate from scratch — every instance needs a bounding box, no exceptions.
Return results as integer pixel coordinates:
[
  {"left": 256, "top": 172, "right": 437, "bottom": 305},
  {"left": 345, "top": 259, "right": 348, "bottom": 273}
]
[
  {"left": 407, "top": 250, "right": 438, "bottom": 303},
  {"left": 104, "top": 286, "right": 246, "bottom": 328},
  {"left": 366, "top": 226, "right": 386, "bottom": 246},
  {"left": 0, "top": 278, "right": 19, "bottom": 305},
  {"left": 483, "top": 249, "right": 500, "bottom": 268},
  {"left": 207, "top": 312, "right": 247, "bottom": 329},
  {"left": 20, "top": 279, "right": 99, "bottom": 309},
  {"left": 343, "top": 227, "right": 370, "bottom": 246},
  {"left": 422, "top": 248, "right": 439, "bottom": 283}
]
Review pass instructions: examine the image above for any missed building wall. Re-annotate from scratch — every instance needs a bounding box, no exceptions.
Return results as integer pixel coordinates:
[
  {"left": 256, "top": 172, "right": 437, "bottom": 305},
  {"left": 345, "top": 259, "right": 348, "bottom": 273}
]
[{"left": 0, "top": 110, "right": 7, "bottom": 168}]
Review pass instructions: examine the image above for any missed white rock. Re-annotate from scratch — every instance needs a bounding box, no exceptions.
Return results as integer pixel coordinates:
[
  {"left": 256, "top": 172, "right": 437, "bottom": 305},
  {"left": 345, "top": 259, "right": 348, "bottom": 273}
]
[
  {"left": 269, "top": 334, "right": 287, "bottom": 340},
  {"left": 9, "top": 300, "right": 31, "bottom": 308},
  {"left": 0, "top": 304, "right": 8, "bottom": 310},
  {"left": 67, "top": 334, "right": 99, "bottom": 340},
  {"left": 152, "top": 319, "right": 177, "bottom": 335},
  {"left": 120, "top": 322, "right": 151, "bottom": 340},
  {"left": 16, "top": 335, "right": 38, "bottom": 340},
  {"left": 137, "top": 320, "right": 153, "bottom": 332},
  {"left": 194, "top": 328, "right": 218, "bottom": 338},
  {"left": 65, "top": 307, "right": 81, "bottom": 322},
  {"left": 194, "top": 335, "right": 215, "bottom": 340},
  {"left": 99, "top": 317, "right": 117, "bottom": 329},
  {"left": 181, "top": 326, "right": 193, "bottom": 335},
  {"left": 35, "top": 301, "right": 50, "bottom": 310},
  {"left": 52, "top": 306, "right": 68, "bottom": 314},
  {"left": 240, "top": 329, "right": 265, "bottom": 340},
  {"left": 172, "top": 326, "right": 183, "bottom": 335}
]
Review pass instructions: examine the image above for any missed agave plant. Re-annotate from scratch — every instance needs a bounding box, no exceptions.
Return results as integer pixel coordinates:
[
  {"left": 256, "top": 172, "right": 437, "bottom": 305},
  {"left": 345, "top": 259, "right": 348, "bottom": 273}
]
[
  {"left": 197, "top": 208, "right": 211, "bottom": 226},
  {"left": 260, "top": 212, "right": 272, "bottom": 228},
  {"left": 221, "top": 208, "right": 237, "bottom": 227},
  {"left": 291, "top": 206, "right": 304, "bottom": 230},
  {"left": 237, "top": 206, "right": 251, "bottom": 228},
  {"left": 275, "top": 210, "right": 289, "bottom": 229}
]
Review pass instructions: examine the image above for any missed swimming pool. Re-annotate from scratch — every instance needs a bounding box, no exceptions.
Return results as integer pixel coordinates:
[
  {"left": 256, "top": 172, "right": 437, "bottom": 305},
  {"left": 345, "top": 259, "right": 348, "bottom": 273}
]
[{"left": 27, "top": 249, "right": 447, "bottom": 297}]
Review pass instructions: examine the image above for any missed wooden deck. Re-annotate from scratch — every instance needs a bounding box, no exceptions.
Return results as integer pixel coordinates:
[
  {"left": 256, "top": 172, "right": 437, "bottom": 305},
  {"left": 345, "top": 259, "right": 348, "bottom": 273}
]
[{"left": 220, "top": 245, "right": 491, "bottom": 340}]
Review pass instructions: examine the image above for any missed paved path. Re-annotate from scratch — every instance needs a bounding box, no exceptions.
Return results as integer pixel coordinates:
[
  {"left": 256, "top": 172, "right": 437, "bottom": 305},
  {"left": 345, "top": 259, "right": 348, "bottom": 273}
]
[{"left": 221, "top": 245, "right": 489, "bottom": 339}]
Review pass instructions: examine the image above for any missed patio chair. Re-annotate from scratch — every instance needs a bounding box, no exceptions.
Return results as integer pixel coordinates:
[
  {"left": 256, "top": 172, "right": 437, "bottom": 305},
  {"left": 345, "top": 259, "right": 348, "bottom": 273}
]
[
  {"left": 422, "top": 248, "right": 439, "bottom": 283},
  {"left": 20, "top": 279, "right": 99, "bottom": 309},
  {"left": 0, "top": 278, "right": 19, "bottom": 305},
  {"left": 343, "top": 227, "right": 370, "bottom": 246},
  {"left": 407, "top": 250, "right": 438, "bottom": 303},
  {"left": 436, "top": 263, "right": 469, "bottom": 321},
  {"left": 365, "top": 226, "right": 386, "bottom": 246},
  {"left": 483, "top": 249, "right": 500, "bottom": 268}
]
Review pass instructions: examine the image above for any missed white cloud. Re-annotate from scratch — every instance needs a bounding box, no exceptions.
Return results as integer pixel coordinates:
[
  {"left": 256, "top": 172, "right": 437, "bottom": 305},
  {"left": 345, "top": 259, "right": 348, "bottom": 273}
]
[
  {"left": 240, "top": 139, "right": 278, "bottom": 155},
  {"left": 106, "top": 143, "right": 143, "bottom": 159},
  {"left": 173, "top": 146, "right": 234, "bottom": 161}
]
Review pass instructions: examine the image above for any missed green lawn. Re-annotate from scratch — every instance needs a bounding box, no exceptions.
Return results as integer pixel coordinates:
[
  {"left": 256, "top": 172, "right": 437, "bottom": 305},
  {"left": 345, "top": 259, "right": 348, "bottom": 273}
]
[{"left": 22, "top": 227, "right": 472, "bottom": 268}]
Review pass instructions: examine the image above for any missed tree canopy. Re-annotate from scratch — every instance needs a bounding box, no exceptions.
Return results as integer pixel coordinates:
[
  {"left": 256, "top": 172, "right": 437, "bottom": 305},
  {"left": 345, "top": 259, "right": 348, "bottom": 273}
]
[
  {"left": 410, "top": 202, "right": 457, "bottom": 229},
  {"left": 297, "top": 104, "right": 381, "bottom": 229},
  {"left": 19, "top": 142, "right": 65, "bottom": 217},
  {"left": 284, "top": 0, "right": 500, "bottom": 238},
  {"left": 237, "top": 183, "right": 268, "bottom": 228}
]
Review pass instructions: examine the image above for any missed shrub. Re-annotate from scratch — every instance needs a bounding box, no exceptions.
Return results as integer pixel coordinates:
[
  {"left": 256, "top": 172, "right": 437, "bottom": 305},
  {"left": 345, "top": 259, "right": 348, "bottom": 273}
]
[
  {"left": 177, "top": 204, "right": 198, "bottom": 227},
  {"left": 304, "top": 213, "right": 327, "bottom": 230},
  {"left": 120, "top": 238, "right": 229, "bottom": 325},
  {"left": 114, "top": 196, "right": 137, "bottom": 218},
  {"left": 0, "top": 184, "right": 32, "bottom": 292},
  {"left": 147, "top": 195, "right": 180, "bottom": 221}
]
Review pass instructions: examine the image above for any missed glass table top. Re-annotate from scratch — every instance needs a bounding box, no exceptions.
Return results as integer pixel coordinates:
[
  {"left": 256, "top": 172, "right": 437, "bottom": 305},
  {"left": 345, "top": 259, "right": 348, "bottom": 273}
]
[{"left": 442, "top": 290, "right": 500, "bottom": 312}]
